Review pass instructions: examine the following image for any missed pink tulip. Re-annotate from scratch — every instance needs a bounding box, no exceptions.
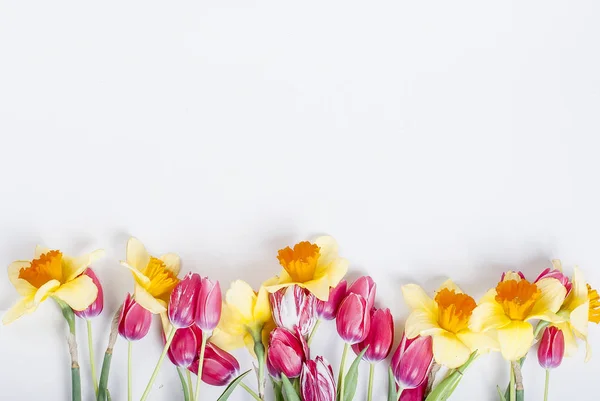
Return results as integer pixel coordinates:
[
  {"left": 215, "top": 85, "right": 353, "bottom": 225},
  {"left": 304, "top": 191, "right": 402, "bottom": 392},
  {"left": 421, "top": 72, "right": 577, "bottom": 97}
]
[
  {"left": 168, "top": 272, "right": 201, "bottom": 328},
  {"left": 167, "top": 327, "right": 198, "bottom": 368},
  {"left": 74, "top": 268, "right": 104, "bottom": 319},
  {"left": 118, "top": 293, "right": 152, "bottom": 341},
  {"left": 189, "top": 340, "right": 240, "bottom": 386},
  {"left": 538, "top": 326, "right": 565, "bottom": 369},
  {"left": 336, "top": 293, "right": 370, "bottom": 344},
  {"left": 270, "top": 285, "right": 317, "bottom": 336},
  {"left": 300, "top": 356, "right": 336, "bottom": 401},
  {"left": 399, "top": 378, "right": 428, "bottom": 401},
  {"left": 535, "top": 268, "right": 572, "bottom": 295},
  {"left": 391, "top": 334, "right": 433, "bottom": 389},
  {"left": 316, "top": 280, "right": 347, "bottom": 320},
  {"left": 267, "top": 327, "right": 308, "bottom": 379},
  {"left": 352, "top": 308, "right": 394, "bottom": 362},
  {"left": 347, "top": 276, "right": 376, "bottom": 310},
  {"left": 195, "top": 277, "right": 222, "bottom": 332}
]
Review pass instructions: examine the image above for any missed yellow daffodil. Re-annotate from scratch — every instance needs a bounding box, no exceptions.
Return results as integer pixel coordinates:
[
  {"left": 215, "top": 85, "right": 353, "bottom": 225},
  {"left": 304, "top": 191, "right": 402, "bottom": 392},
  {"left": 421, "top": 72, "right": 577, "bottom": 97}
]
[
  {"left": 264, "top": 236, "right": 348, "bottom": 301},
  {"left": 402, "top": 280, "right": 498, "bottom": 368},
  {"left": 470, "top": 271, "right": 567, "bottom": 361},
  {"left": 211, "top": 280, "right": 274, "bottom": 356},
  {"left": 3, "top": 246, "right": 104, "bottom": 324},
  {"left": 120, "top": 237, "right": 181, "bottom": 314}
]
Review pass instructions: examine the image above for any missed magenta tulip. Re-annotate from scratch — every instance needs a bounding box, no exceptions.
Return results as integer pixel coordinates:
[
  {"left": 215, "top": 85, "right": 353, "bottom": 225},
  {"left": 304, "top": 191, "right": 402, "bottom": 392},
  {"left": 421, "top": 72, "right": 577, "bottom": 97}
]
[
  {"left": 535, "top": 268, "right": 572, "bottom": 294},
  {"left": 267, "top": 327, "right": 308, "bottom": 379},
  {"left": 352, "top": 308, "right": 394, "bottom": 362},
  {"left": 316, "top": 280, "right": 347, "bottom": 320},
  {"left": 195, "top": 277, "right": 222, "bottom": 332},
  {"left": 169, "top": 272, "right": 201, "bottom": 328},
  {"left": 270, "top": 285, "right": 317, "bottom": 336},
  {"left": 347, "top": 276, "right": 376, "bottom": 310},
  {"left": 538, "top": 326, "right": 565, "bottom": 369},
  {"left": 399, "top": 378, "right": 428, "bottom": 401},
  {"left": 189, "top": 340, "right": 240, "bottom": 386},
  {"left": 167, "top": 327, "right": 198, "bottom": 368},
  {"left": 74, "top": 268, "right": 104, "bottom": 319},
  {"left": 336, "top": 293, "right": 370, "bottom": 344},
  {"left": 300, "top": 356, "right": 336, "bottom": 401},
  {"left": 391, "top": 333, "right": 433, "bottom": 389},
  {"left": 118, "top": 293, "right": 152, "bottom": 341}
]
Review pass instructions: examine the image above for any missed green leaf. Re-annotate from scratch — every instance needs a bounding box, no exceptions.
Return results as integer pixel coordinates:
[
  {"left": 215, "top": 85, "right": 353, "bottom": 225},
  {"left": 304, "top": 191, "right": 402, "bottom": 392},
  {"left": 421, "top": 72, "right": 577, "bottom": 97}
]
[
  {"left": 281, "top": 375, "right": 302, "bottom": 401},
  {"left": 216, "top": 369, "right": 252, "bottom": 401},
  {"left": 496, "top": 386, "right": 507, "bottom": 401},
  {"left": 388, "top": 367, "right": 397, "bottom": 401},
  {"left": 343, "top": 347, "right": 369, "bottom": 401},
  {"left": 272, "top": 378, "right": 284, "bottom": 401},
  {"left": 516, "top": 389, "right": 524, "bottom": 401}
]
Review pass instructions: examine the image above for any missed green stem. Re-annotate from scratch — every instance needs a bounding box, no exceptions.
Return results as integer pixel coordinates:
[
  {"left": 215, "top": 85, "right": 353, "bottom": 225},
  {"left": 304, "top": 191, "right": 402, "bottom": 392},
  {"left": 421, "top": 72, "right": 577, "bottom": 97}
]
[
  {"left": 86, "top": 320, "right": 99, "bottom": 396},
  {"left": 367, "top": 363, "right": 374, "bottom": 401},
  {"left": 252, "top": 329, "right": 267, "bottom": 400},
  {"left": 194, "top": 334, "right": 208, "bottom": 401},
  {"left": 544, "top": 369, "right": 550, "bottom": 401},
  {"left": 139, "top": 326, "right": 177, "bottom": 401},
  {"left": 97, "top": 351, "right": 113, "bottom": 401},
  {"left": 338, "top": 343, "right": 350, "bottom": 401},
  {"left": 55, "top": 298, "right": 81, "bottom": 401},
  {"left": 396, "top": 388, "right": 404, "bottom": 401},
  {"left": 177, "top": 368, "right": 190, "bottom": 401},
  {"left": 509, "top": 363, "right": 516, "bottom": 401},
  {"left": 128, "top": 341, "right": 133, "bottom": 401},
  {"left": 186, "top": 370, "right": 194, "bottom": 400},
  {"left": 240, "top": 382, "right": 263, "bottom": 401},
  {"left": 307, "top": 319, "right": 321, "bottom": 346}
]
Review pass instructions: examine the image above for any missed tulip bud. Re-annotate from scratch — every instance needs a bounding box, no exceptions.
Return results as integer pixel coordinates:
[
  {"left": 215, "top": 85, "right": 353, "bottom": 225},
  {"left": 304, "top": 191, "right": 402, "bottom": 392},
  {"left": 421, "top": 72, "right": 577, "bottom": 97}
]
[
  {"left": 74, "top": 268, "right": 104, "bottom": 319},
  {"left": 399, "top": 378, "right": 428, "bottom": 401},
  {"left": 336, "top": 293, "right": 370, "bottom": 344},
  {"left": 316, "top": 280, "right": 347, "bottom": 320},
  {"left": 300, "top": 356, "right": 336, "bottom": 401},
  {"left": 169, "top": 272, "right": 201, "bottom": 328},
  {"left": 189, "top": 341, "right": 240, "bottom": 386},
  {"left": 195, "top": 277, "right": 222, "bottom": 332},
  {"left": 537, "top": 326, "right": 565, "bottom": 370},
  {"left": 535, "top": 268, "right": 572, "bottom": 294},
  {"left": 167, "top": 327, "right": 198, "bottom": 368},
  {"left": 500, "top": 271, "right": 526, "bottom": 282},
  {"left": 391, "top": 333, "right": 433, "bottom": 390},
  {"left": 270, "top": 285, "right": 317, "bottom": 336},
  {"left": 118, "top": 293, "right": 152, "bottom": 341},
  {"left": 352, "top": 308, "right": 394, "bottom": 362},
  {"left": 347, "top": 276, "right": 376, "bottom": 310},
  {"left": 267, "top": 327, "right": 308, "bottom": 379}
]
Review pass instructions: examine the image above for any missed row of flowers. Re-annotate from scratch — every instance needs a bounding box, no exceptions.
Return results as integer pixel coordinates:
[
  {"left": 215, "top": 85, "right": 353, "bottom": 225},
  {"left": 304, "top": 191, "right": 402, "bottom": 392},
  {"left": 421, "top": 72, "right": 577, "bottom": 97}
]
[{"left": 4, "top": 236, "right": 600, "bottom": 401}]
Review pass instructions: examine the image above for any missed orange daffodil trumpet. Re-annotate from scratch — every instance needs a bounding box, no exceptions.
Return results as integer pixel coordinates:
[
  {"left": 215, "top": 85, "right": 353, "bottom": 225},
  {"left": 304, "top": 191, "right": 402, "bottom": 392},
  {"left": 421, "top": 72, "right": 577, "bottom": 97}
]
[
  {"left": 3, "top": 246, "right": 105, "bottom": 324},
  {"left": 402, "top": 280, "right": 498, "bottom": 368}
]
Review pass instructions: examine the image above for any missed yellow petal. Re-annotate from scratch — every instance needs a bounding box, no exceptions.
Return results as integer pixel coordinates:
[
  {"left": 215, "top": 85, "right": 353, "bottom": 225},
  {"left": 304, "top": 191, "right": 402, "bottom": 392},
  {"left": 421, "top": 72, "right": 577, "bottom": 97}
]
[
  {"left": 211, "top": 328, "right": 247, "bottom": 351},
  {"left": 253, "top": 286, "right": 272, "bottom": 323},
  {"left": 34, "top": 245, "right": 51, "bottom": 258},
  {"left": 503, "top": 271, "right": 524, "bottom": 282},
  {"left": 63, "top": 249, "right": 105, "bottom": 282},
  {"left": 557, "top": 323, "right": 578, "bottom": 357},
  {"left": 121, "top": 262, "right": 151, "bottom": 286},
  {"left": 528, "top": 278, "right": 567, "bottom": 320},
  {"left": 34, "top": 279, "right": 61, "bottom": 304},
  {"left": 564, "top": 266, "right": 588, "bottom": 311},
  {"left": 469, "top": 302, "right": 511, "bottom": 332},
  {"left": 479, "top": 288, "right": 498, "bottom": 303},
  {"left": 126, "top": 237, "right": 151, "bottom": 272},
  {"left": 404, "top": 310, "right": 444, "bottom": 338},
  {"left": 497, "top": 321, "right": 534, "bottom": 361},
  {"left": 432, "top": 331, "right": 472, "bottom": 368},
  {"left": 314, "top": 236, "right": 339, "bottom": 266},
  {"left": 438, "top": 279, "right": 463, "bottom": 294},
  {"left": 402, "top": 284, "right": 436, "bottom": 315},
  {"left": 2, "top": 295, "right": 36, "bottom": 325},
  {"left": 159, "top": 253, "right": 181, "bottom": 275},
  {"left": 456, "top": 329, "right": 499, "bottom": 354},
  {"left": 8, "top": 261, "right": 36, "bottom": 296},
  {"left": 570, "top": 302, "right": 589, "bottom": 337},
  {"left": 53, "top": 276, "right": 97, "bottom": 311},
  {"left": 325, "top": 258, "right": 348, "bottom": 288},
  {"left": 225, "top": 280, "right": 256, "bottom": 322},
  {"left": 134, "top": 282, "right": 166, "bottom": 313},
  {"left": 551, "top": 259, "right": 563, "bottom": 272},
  {"left": 302, "top": 277, "right": 332, "bottom": 301}
]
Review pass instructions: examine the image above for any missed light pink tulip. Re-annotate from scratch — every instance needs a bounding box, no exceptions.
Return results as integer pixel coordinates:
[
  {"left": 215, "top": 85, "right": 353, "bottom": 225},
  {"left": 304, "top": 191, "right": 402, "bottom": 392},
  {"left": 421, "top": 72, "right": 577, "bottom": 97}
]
[
  {"left": 336, "top": 293, "right": 370, "bottom": 344},
  {"left": 195, "top": 277, "right": 222, "bottom": 332},
  {"left": 352, "top": 308, "right": 394, "bottom": 362},
  {"left": 169, "top": 272, "right": 201, "bottom": 328},
  {"left": 391, "top": 333, "right": 433, "bottom": 389},
  {"left": 538, "top": 326, "right": 565, "bottom": 369},
  {"left": 316, "top": 280, "right": 347, "bottom": 320},
  {"left": 270, "top": 285, "right": 317, "bottom": 336},
  {"left": 74, "top": 268, "right": 104, "bottom": 319},
  {"left": 118, "top": 293, "right": 152, "bottom": 341},
  {"left": 300, "top": 356, "right": 336, "bottom": 401},
  {"left": 535, "top": 268, "right": 572, "bottom": 295}
]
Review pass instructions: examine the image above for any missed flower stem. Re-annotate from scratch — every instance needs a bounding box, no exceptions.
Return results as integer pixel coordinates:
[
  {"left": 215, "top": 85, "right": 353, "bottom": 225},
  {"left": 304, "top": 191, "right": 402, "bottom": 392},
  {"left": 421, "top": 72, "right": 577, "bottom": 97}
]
[
  {"left": 544, "top": 369, "right": 550, "bottom": 401},
  {"left": 97, "top": 307, "right": 122, "bottom": 401},
  {"left": 176, "top": 368, "right": 190, "bottom": 401},
  {"left": 55, "top": 298, "right": 81, "bottom": 401},
  {"left": 396, "top": 387, "right": 404, "bottom": 401},
  {"left": 240, "top": 382, "right": 263, "bottom": 401},
  {"left": 307, "top": 319, "right": 321, "bottom": 346},
  {"left": 186, "top": 370, "right": 194, "bottom": 400},
  {"left": 367, "top": 363, "right": 375, "bottom": 401},
  {"left": 338, "top": 343, "right": 349, "bottom": 401},
  {"left": 194, "top": 334, "right": 208, "bottom": 401},
  {"left": 252, "top": 330, "right": 267, "bottom": 400},
  {"left": 509, "top": 362, "right": 516, "bottom": 401},
  {"left": 86, "top": 320, "right": 99, "bottom": 396},
  {"left": 139, "top": 326, "right": 177, "bottom": 401},
  {"left": 127, "top": 341, "right": 133, "bottom": 401}
]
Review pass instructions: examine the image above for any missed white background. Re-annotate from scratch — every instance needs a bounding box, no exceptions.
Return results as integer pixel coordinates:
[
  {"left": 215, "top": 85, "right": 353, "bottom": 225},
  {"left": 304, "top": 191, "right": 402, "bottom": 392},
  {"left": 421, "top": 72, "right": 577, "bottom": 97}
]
[{"left": 1, "top": 1, "right": 599, "bottom": 400}]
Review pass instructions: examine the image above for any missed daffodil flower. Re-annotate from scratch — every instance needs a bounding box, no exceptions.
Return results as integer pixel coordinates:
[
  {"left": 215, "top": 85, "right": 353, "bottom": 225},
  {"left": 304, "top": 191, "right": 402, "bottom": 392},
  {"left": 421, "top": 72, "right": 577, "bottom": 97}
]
[
  {"left": 264, "top": 236, "right": 348, "bottom": 301},
  {"left": 3, "top": 246, "right": 104, "bottom": 324},
  {"left": 402, "top": 280, "right": 498, "bottom": 368},
  {"left": 120, "top": 237, "right": 181, "bottom": 314},
  {"left": 470, "top": 272, "right": 567, "bottom": 361}
]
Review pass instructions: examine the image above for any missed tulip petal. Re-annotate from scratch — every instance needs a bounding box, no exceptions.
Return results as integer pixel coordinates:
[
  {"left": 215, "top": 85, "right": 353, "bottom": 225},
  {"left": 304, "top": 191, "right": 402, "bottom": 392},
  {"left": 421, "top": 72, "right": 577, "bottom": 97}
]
[
  {"left": 63, "top": 249, "right": 106, "bottom": 282},
  {"left": 404, "top": 310, "right": 443, "bottom": 339},
  {"left": 53, "top": 276, "right": 97, "bottom": 311},
  {"left": 402, "top": 284, "right": 436, "bottom": 315},
  {"left": 438, "top": 280, "right": 463, "bottom": 294},
  {"left": 469, "top": 302, "right": 511, "bottom": 332},
  {"left": 2, "top": 295, "right": 36, "bottom": 325},
  {"left": 431, "top": 332, "right": 471, "bottom": 368},
  {"left": 528, "top": 278, "right": 567, "bottom": 320},
  {"left": 160, "top": 253, "right": 181, "bottom": 275},
  {"left": 134, "top": 282, "right": 167, "bottom": 313},
  {"left": 497, "top": 320, "right": 534, "bottom": 361},
  {"left": 8, "top": 261, "right": 36, "bottom": 296},
  {"left": 456, "top": 329, "right": 499, "bottom": 354},
  {"left": 226, "top": 280, "right": 256, "bottom": 322},
  {"left": 126, "top": 237, "right": 151, "bottom": 271}
]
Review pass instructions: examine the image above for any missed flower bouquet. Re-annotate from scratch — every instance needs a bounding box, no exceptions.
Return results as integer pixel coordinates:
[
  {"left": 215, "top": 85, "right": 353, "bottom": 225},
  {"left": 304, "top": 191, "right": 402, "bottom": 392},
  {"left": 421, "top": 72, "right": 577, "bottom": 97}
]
[{"left": 4, "top": 236, "right": 599, "bottom": 401}]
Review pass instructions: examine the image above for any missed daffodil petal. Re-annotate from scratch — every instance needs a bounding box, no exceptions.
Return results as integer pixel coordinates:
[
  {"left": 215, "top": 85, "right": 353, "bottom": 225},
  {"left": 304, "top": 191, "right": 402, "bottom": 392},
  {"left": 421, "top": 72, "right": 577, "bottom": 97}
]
[
  {"left": 121, "top": 262, "right": 151, "bottom": 286},
  {"left": 126, "top": 237, "right": 151, "bottom": 272},
  {"left": 225, "top": 280, "right": 257, "bottom": 322},
  {"left": 528, "top": 278, "right": 567, "bottom": 319},
  {"left": 314, "top": 236, "right": 339, "bottom": 266},
  {"left": 404, "top": 310, "right": 444, "bottom": 338},
  {"left": 551, "top": 259, "right": 563, "bottom": 272},
  {"left": 254, "top": 286, "right": 272, "bottom": 323},
  {"left": 469, "top": 302, "right": 511, "bottom": 332},
  {"left": 497, "top": 321, "right": 534, "bottom": 361},
  {"left": 34, "top": 279, "right": 61, "bottom": 304},
  {"left": 53, "top": 276, "right": 97, "bottom": 311},
  {"left": 34, "top": 245, "right": 51, "bottom": 258},
  {"left": 134, "top": 282, "right": 166, "bottom": 313},
  {"left": 2, "top": 295, "right": 36, "bottom": 325},
  {"left": 557, "top": 323, "right": 578, "bottom": 357},
  {"left": 7, "top": 261, "right": 36, "bottom": 296},
  {"left": 438, "top": 279, "right": 463, "bottom": 294},
  {"left": 159, "top": 253, "right": 180, "bottom": 275},
  {"left": 211, "top": 328, "right": 247, "bottom": 351},
  {"left": 564, "top": 266, "right": 588, "bottom": 311},
  {"left": 63, "top": 249, "right": 106, "bottom": 282},
  {"left": 302, "top": 277, "right": 332, "bottom": 301},
  {"left": 456, "top": 329, "right": 499, "bottom": 354},
  {"left": 503, "top": 271, "right": 524, "bottom": 282},
  {"left": 570, "top": 302, "right": 589, "bottom": 337},
  {"left": 479, "top": 288, "right": 498, "bottom": 303},
  {"left": 402, "top": 284, "right": 436, "bottom": 315},
  {"left": 325, "top": 258, "right": 348, "bottom": 288},
  {"left": 432, "top": 332, "right": 472, "bottom": 369}
]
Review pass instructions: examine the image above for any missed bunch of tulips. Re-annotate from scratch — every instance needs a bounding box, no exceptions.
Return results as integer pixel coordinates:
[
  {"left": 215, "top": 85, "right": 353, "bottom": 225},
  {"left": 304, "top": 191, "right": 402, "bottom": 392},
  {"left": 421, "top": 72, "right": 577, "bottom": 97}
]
[{"left": 3, "top": 236, "right": 600, "bottom": 401}]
